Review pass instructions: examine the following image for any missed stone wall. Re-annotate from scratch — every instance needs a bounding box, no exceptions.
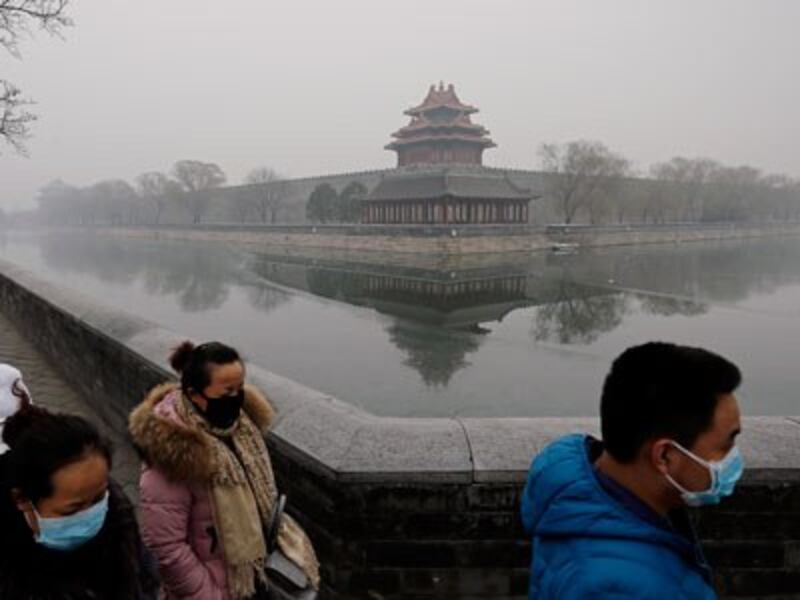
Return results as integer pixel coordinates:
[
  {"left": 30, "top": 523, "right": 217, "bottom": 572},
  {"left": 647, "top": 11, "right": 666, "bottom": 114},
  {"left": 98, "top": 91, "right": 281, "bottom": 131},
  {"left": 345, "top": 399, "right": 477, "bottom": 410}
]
[
  {"left": 126, "top": 167, "right": 545, "bottom": 226},
  {"left": 547, "top": 222, "right": 800, "bottom": 248},
  {"left": 0, "top": 258, "right": 798, "bottom": 598},
  {"left": 96, "top": 221, "right": 800, "bottom": 256},
  {"left": 101, "top": 223, "right": 551, "bottom": 254}
]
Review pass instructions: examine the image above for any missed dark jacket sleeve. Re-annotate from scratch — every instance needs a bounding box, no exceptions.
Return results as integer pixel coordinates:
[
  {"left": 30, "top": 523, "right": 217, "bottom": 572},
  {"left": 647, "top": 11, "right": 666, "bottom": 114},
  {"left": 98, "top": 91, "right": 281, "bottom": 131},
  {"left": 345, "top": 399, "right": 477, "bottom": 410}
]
[
  {"left": 135, "top": 535, "right": 162, "bottom": 600},
  {"left": 107, "top": 479, "right": 162, "bottom": 600}
]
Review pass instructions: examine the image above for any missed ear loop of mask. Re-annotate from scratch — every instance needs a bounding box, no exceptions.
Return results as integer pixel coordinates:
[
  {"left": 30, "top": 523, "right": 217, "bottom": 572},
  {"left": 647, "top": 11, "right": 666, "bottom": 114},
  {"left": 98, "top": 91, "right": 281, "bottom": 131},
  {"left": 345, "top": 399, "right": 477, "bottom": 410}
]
[{"left": 663, "top": 441, "right": 717, "bottom": 494}]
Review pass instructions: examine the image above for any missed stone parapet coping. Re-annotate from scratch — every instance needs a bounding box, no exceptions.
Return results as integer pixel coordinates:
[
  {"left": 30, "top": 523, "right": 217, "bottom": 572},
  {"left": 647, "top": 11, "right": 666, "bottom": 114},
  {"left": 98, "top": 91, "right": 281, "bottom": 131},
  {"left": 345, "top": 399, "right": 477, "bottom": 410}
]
[
  {"left": 1, "top": 258, "right": 798, "bottom": 486},
  {"left": 79, "top": 223, "right": 545, "bottom": 237}
]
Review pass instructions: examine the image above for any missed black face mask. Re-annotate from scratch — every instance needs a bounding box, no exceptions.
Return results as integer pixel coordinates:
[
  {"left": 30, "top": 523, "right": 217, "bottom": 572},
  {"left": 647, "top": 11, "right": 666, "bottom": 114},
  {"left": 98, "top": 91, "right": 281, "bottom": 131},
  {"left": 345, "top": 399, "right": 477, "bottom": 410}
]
[{"left": 199, "top": 390, "right": 245, "bottom": 429}]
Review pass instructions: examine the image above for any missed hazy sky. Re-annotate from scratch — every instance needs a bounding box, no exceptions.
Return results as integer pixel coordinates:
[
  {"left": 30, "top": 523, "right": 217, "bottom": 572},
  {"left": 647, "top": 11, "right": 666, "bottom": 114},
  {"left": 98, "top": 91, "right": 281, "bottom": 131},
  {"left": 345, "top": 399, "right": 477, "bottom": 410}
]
[{"left": 2, "top": 0, "right": 799, "bottom": 208}]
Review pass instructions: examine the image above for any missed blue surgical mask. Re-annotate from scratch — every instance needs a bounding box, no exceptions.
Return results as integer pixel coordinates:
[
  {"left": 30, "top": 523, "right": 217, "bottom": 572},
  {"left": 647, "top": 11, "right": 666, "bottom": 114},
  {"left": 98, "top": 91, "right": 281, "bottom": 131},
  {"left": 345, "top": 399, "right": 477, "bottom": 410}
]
[
  {"left": 33, "top": 491, "right": 109, "bottom": 551},
  {"left": 665, "top": 442, "right": 744, "bottom": 507}
]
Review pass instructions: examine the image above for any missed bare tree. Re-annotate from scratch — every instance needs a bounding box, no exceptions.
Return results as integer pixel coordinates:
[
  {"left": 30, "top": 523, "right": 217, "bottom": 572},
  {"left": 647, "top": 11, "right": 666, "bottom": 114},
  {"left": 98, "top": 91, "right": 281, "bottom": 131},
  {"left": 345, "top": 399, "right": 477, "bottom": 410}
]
[
  {"left": 761, "top": 174, "right": 797, "bottom": 222},
  {"left": 704, "top": 165, "right": 762, "bottom": 223},
  {"left": 650, "top": 157, "right": 719, "bottom": 222},
  {"left": 1, "top": 0, "right": 71, "bottom": 153},
  {"left": 244, "top": 167, "right": 286, "bottom": 224},
  {"left": 539, "top": 140, "right": 630, "bottom": 224},
  {"left": 609, "top": 179, "right": 642, "bottom": 225},
  {"left": 36, "top": 178, "right": 81, "bottom": 224},
  {"left": 86, "top": 179, "right": 139, "bottom": 225},
  {"left": 172, "top": 160, "right": 226, "bottom": 224},
  {"left": 231, "top": 187, "right": 253, "bottom": 223},
  {"left": 640, "top": 179, "right": 670, "bottom": 224},
  {"left": 0, "top": 81, "right": 33, "bottom": 153},
  {"left": 791, "top": 181, "right": 800, "bottom": 222},
  {"left": 136, "top": 171, "right": 180, "bottom": 225}
]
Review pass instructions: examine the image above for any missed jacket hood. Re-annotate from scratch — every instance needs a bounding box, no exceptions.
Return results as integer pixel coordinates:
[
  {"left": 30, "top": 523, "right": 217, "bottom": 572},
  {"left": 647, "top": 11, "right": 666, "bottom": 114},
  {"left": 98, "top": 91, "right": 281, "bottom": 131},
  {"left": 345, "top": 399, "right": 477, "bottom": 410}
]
[
  {"left": 522, "top": 434, "right": 693, "bottom": 558},
  {"left": 129, "top": 382, "right": 276, "bottom": 484}
]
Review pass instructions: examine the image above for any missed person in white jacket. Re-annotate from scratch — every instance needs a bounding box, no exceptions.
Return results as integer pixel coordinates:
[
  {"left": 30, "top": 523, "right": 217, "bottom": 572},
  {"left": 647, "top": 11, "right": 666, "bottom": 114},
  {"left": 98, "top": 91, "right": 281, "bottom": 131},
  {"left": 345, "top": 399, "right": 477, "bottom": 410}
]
[{"left": 0, "top": 364, "right": 32, "bottom": 454}]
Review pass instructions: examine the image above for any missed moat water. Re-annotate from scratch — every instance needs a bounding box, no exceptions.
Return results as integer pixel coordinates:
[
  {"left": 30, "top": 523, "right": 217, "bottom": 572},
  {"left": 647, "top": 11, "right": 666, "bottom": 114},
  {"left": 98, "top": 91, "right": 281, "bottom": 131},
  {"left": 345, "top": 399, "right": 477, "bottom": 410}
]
[{"left": 1, "top": 231, "right": 798, "bottom": 417}]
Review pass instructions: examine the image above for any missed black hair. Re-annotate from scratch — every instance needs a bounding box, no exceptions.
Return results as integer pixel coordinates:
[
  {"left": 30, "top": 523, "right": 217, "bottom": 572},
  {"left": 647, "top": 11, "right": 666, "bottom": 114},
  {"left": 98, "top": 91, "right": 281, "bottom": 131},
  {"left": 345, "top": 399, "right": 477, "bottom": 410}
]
[
  {"left": 169, "top": 340, "right": 242, "bottom": 395},
  {"left": 600, "top": 342, "right": 741, "bottom": 463},
  {"left": 2, "top": 406, "right": 113, "bottom": 502}
]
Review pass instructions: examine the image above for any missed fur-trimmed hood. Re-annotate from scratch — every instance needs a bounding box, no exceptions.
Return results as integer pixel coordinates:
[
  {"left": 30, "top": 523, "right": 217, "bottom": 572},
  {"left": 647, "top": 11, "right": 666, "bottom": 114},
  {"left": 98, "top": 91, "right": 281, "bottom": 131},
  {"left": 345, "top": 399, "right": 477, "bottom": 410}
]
[{"left": 129, "top": 382, "right": 275, "bottom": 484}]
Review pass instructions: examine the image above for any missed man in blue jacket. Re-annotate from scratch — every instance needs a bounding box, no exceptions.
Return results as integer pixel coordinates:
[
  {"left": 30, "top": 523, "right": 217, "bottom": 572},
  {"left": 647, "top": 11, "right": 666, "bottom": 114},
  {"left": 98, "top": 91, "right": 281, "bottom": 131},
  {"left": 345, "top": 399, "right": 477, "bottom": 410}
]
[{"left": 521, "top": 342, "right": 743, "bottom": 599}]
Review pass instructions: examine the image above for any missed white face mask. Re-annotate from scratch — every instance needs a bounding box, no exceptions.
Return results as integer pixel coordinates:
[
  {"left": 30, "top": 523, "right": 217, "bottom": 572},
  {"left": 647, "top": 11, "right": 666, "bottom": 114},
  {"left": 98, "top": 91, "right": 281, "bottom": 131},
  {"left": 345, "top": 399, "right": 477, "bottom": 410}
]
[{"left": 664, "top": 441, "right": 744, "bottom": 507}]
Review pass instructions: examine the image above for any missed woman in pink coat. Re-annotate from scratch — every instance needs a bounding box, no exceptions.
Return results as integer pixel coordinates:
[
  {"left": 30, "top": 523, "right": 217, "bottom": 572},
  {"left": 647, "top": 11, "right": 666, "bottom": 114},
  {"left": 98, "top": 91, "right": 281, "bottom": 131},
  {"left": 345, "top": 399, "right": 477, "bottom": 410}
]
[{"left": 130, "top": 341, "right": 319, "bottom": 600}]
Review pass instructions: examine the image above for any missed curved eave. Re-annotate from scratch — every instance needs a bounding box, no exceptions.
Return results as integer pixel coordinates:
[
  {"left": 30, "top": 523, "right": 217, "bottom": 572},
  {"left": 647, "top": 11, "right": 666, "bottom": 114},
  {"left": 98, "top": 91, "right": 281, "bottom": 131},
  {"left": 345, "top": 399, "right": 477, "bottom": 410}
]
[
  {"left": 404, "top": 104, "right": 479, "bottom": 117},
  {"left": 386, "top": 137, "right": 497, "bottom": 151},
  {"left": 362, "top": 195, "right": 534, "bottom": 204},
  {"left": 391, "top": 124, "right": 489, "bottom": 138}
]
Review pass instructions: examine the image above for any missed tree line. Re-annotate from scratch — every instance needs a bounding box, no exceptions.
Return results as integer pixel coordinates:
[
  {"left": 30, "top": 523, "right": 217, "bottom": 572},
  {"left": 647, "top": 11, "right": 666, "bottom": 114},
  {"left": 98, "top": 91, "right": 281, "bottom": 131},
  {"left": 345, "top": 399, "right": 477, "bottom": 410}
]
[
  {"left": 33, "top": 161, "right": 297, "bottom": 226},
  {"left": 24, "top": 142, "right": 800, "bottom": 228},
  {"left": 538, "top": 140, "right": 800, "bottom": 225},
  {"left": 305, "top": 181, "right": 367, "bottom": 224},
  {"left": 303, "top": 141, "right": 800, "bottom": 226}
]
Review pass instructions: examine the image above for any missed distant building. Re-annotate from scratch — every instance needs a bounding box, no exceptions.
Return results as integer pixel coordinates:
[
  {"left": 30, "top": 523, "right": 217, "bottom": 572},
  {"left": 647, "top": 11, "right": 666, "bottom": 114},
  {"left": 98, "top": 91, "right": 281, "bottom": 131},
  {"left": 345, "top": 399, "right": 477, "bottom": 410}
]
[
  {"left": 361, "top": 166, "right": 532, "bottom": 225},
  {"left": 362, "top": 83, "right": 534, "bottom": 225},
  {"left": 386, "top": 82, "right": 496, "bottom": 167}
]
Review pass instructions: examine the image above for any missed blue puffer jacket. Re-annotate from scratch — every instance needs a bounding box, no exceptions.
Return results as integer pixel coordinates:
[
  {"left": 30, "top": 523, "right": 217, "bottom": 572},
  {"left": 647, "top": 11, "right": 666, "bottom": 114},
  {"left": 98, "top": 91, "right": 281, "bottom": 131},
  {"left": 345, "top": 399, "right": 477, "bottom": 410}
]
[{"left": 520, "top": 434, "right": 716, "bottom": 599}]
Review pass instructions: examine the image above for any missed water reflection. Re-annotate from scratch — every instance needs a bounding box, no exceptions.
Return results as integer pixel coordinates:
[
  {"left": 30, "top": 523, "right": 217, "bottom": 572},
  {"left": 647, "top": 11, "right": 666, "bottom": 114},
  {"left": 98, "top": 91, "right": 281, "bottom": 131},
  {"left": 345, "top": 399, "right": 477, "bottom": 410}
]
[
  {"left": 37, "top": 234, "right": 800, "bottom": 327},
  {"left": 249, "top": 255, "right": 710, "bottom": 381},
  {"left": 388, "top": 323, "right": 481, "bottom": 387},
  {"left": 299, "top": 267, "right": 532, "bottom": 385},
  {"left": 544, "top": 239, "right": 800, "bottom": 306},
  {"left": 248, "top": 260, "right": 527, "bottom": 385},
  {"left": 638, "top": 295, "right": 708, "bottom": 317},
  {"left": 14, "top": 233, "right": 800, "bottom": 401},
  {"left": 532, "top": 282, "right": 630, "bottom": 345},
  {"left": 138, "top": 246, "right": 233, "bottom": 313},
  {"left": 303, "top": 266, "right": 530, "bottom": 329},
  {"left": 37, "top": 235, "right": 289, "bottom": 313},
  {"left": 530, "top": 263, "right": 709, "bottom": 344}
]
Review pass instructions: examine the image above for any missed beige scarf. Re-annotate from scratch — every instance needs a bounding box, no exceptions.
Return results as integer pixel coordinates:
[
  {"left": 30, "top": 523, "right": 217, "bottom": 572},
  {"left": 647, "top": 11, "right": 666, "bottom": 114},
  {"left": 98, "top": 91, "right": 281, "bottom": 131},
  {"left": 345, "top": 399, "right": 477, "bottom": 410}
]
[{"left": 178, "top": 395, "right": 320, "bottom": 599}]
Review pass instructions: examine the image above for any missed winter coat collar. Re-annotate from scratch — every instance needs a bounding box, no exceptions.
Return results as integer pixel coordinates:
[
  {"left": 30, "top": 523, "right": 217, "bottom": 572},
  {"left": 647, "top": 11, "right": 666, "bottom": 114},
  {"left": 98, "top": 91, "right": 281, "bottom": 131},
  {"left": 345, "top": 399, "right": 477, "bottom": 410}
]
[{"left": 129, "top": 382, "right": 275, "bottom": 484}]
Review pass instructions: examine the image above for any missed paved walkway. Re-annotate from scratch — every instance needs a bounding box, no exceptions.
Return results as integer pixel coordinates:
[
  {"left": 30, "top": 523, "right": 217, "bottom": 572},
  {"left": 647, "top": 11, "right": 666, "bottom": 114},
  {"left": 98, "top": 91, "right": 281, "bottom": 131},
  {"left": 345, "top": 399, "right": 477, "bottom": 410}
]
[{"left": 0, "top": 311, "right": 141, "bottom": 504}]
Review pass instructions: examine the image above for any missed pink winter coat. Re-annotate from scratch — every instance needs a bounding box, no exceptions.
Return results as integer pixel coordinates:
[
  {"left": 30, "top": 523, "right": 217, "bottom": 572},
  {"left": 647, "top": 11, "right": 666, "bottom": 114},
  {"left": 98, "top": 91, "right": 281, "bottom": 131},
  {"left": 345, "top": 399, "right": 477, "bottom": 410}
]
[{"left": 129, "top": 383, "right": 276, "bottom": 600}]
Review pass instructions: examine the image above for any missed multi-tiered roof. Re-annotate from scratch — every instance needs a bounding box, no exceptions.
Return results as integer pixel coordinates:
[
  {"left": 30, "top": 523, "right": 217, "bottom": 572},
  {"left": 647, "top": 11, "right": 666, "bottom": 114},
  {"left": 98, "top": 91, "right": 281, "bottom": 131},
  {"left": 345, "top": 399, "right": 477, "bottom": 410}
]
[
  {"left": 362, "top": 84, "right": 534, "bottom": 225},
  {"left": 386, "top": 83, "right": 496, "bottom": 167}
]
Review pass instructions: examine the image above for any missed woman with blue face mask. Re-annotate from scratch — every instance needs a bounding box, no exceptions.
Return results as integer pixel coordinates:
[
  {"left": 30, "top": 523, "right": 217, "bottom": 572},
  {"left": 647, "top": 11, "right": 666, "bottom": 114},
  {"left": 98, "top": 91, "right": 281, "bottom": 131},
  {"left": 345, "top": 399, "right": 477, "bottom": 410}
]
[{"left": 0, "top": 405, "right": 160, "bottom": 599}]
